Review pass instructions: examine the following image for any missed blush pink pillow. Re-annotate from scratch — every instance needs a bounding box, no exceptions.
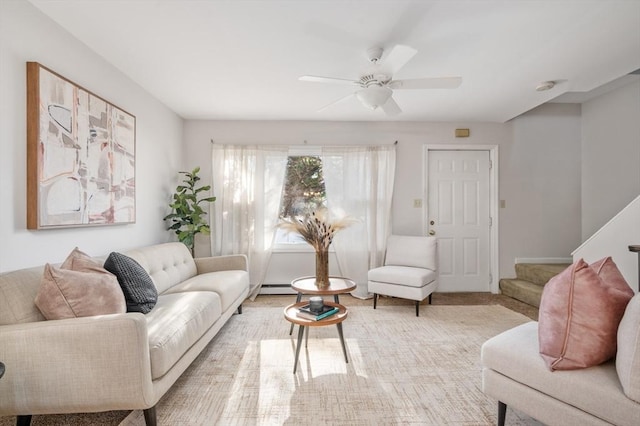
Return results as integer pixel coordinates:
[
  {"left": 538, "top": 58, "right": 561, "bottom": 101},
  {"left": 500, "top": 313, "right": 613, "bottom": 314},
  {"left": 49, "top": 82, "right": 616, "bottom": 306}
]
[
  {"left": 538, "top": 257, "right": 633, "bottom": 371},
  {"left": 34, "top": 248, "right": 126, "bottom": 320}
]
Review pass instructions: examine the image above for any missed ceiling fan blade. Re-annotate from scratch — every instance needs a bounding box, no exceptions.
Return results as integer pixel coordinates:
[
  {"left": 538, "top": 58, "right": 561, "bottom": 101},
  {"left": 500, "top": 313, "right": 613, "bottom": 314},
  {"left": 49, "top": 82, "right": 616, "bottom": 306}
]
[
  {"left": 299, "top": 75, "right": 359, "bottom": 85},
  {"left": 381, "top": 45, "right": 417, "bottom": 75},
  {"left": 390, "top": 77, "right": 462, "bottom": 90},
  {"left": 317, "top": 92, "right": 355, "bottom": 112},
  {"left": 381, "top": 97, "right": 402, "bottom": 116}
]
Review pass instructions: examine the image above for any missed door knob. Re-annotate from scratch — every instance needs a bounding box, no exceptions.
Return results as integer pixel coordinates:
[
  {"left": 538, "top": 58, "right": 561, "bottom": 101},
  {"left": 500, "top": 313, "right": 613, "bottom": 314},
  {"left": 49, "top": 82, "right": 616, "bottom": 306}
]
[{"left": 428, "top": 230, "right": 436, "bottom": 236}]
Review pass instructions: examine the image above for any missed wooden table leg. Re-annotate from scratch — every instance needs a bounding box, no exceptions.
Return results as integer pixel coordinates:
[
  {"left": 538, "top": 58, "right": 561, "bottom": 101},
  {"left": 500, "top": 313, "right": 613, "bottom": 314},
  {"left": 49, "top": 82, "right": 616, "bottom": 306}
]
[
  {"left": 336, "top": 322, "right": 348, "bottom": 363},
  {"left": 289, "top": 293, "right": 302, "bottom": 335},
  {"left": 293, "top": 325, "right": 305, "bottom": 374}
]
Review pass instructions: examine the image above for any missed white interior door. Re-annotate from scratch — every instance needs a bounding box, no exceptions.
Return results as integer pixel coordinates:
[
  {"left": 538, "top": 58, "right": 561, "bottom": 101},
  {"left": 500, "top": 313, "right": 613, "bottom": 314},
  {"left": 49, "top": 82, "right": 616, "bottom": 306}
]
[{"left": 427, "top": 150, "right": 491, "bottom": 292}]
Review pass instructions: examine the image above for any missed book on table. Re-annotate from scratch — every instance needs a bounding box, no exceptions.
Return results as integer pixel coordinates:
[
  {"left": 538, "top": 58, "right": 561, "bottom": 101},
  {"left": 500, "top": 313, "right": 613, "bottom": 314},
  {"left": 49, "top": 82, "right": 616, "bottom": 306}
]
[{"left": 296, "top": 304, "right": 339, "bottom": 321}]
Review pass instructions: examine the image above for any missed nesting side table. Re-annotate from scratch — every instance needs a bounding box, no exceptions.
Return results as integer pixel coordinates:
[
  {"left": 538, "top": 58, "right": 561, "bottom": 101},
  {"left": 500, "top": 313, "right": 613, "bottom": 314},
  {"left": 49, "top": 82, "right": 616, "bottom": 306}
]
[{"left": 283, "top": 301, "right": 349, "bottom": 374}]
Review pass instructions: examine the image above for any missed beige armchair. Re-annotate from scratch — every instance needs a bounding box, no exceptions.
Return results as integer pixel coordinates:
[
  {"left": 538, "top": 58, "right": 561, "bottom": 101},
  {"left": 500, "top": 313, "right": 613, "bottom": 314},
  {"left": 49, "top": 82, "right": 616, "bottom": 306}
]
[{"left": 368, "top": 235, "right": 438, "bottom": 316}]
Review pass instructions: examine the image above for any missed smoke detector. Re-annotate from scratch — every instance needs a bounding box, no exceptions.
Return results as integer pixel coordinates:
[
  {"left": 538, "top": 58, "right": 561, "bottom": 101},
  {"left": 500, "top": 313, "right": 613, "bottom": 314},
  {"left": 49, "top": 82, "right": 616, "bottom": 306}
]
[{"left": 536, "top": 81, "right": 556, "bottom": 91}]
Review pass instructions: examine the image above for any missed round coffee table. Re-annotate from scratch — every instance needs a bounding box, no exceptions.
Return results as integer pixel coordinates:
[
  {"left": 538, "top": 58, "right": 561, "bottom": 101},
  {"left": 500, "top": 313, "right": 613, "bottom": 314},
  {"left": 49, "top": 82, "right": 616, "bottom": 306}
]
[
  {"left": 289, "top": 276, "right": 356, "bottom": 335},
  {"left": 284, "top": 301, "right": 349, "bottom": 374},
  {"left": 291, "top": 276, "right": 356, "bottom": 302}
]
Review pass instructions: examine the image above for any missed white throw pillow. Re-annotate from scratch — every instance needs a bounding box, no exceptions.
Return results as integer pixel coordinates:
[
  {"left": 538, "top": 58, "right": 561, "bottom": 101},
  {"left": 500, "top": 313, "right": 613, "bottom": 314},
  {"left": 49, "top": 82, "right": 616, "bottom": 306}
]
[{"left": 616, "top": 292, "right": 640, "bottom": 402}]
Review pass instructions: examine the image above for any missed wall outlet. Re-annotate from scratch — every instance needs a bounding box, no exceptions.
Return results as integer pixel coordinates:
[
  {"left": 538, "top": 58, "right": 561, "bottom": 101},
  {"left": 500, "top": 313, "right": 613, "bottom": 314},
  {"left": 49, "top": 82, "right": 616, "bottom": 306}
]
[{"left": 413, "top": 199, "right": 423, "bottom": 208}]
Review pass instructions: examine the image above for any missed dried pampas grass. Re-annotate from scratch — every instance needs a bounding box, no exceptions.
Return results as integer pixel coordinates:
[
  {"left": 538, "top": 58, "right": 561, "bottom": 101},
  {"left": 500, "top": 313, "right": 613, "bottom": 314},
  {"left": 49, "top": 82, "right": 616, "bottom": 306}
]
[{"left": 278, "top": 208, "right": 356, "bottom": 251}]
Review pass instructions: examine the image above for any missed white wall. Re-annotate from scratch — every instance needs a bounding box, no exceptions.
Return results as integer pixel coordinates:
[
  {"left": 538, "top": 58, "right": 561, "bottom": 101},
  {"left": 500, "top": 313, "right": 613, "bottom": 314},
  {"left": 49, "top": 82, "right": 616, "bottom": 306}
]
[
  {"left": 183, "top": 112, "right": 583, "bottom": 280},
  {"left": 504, "top": 103, "right": 583, "bottom": 269},
  {"left": 0, "top": 0, "right": 184, "bottom": 272},
  {"left": 573, "top": 195, "right": 640, "bottom": 292},
  {"left": 581, "top": 79, "right": 640, "bottom": 240}
]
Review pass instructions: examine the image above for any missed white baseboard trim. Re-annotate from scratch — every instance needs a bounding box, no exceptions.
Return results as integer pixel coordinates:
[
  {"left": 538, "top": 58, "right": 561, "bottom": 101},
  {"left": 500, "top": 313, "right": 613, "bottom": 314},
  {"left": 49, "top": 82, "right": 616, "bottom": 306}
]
[
  {"left": 259, "top": 284, "right": 296, "bottom": 295},
  {"left": 515, "top": 257, "right": 573, "bottom": 264}
]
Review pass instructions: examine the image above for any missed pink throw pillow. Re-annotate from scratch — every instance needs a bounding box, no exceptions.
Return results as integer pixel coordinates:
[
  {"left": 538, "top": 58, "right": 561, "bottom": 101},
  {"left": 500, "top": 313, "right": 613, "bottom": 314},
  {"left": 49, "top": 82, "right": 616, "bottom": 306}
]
[
  {"left": 538, "top": 257, "right": 633, "bottom": 371},
  {"left": 34, "top": 248, "right": 126, "bottom": 320}
]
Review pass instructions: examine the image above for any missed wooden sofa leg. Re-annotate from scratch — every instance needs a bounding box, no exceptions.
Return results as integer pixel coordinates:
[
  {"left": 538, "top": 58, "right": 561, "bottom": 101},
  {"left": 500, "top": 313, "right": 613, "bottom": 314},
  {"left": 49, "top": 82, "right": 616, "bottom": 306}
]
[
  {"left": 373, "top": 293, "right": 378, "bottom": 309},
  {"left": 144, "top": 406, "right": 157, "bottom": 426},
  {"left": 237, "top": 304, "right": 243, "bottom": 314},
  {"left": 428, "top": 293, "right": 433, "bottom": 304},
  {"left": 16, "top": 415, "right": 32, "bottom": 426},
  {"left": 497, "top": 401, "right": 507, "bottom": 426},
  {"left": 415, "top": 301, "right": 420, "bottom": 317}
]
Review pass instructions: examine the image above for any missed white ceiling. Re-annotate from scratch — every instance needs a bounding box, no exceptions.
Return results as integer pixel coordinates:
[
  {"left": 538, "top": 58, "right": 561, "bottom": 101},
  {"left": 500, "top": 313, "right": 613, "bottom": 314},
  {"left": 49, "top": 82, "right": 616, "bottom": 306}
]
[{"left": 29, "top": 0, "right": 640, "bottom": 123}]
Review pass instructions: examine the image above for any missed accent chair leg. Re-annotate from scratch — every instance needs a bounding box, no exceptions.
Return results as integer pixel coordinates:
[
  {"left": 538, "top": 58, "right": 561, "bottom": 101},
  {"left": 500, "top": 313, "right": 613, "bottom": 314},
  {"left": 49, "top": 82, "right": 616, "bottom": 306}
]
[
  {"left": 16, "top": 415, "right": 32, "bottom": 426},
  {"left": 237, "top": 304, "right": 243, "bottom": 314},
  {"left": 415, "top": 300, "right": 420, "bottom": 317},
  {"left": 497, "top": 401, "right": 507, "bottom": 426},
  {"left": 144, "top": 406, "right": 157, "bottom": 426},
  {"left": 373, "top": 293, "right": 378, "bottom": 309}
]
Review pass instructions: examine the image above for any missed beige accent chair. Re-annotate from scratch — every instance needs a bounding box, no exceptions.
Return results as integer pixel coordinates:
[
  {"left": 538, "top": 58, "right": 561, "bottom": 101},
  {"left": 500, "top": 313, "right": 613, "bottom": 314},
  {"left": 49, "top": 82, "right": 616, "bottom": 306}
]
[{"left": 368, "top": 235, "right": 438, "bottom": 316}]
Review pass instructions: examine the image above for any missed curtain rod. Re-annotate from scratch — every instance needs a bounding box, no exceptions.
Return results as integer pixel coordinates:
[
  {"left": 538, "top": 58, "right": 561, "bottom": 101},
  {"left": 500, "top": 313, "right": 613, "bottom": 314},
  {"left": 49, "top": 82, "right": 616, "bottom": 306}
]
[{"left": 211, "top": 139, "right": 398, "bottom": 145}]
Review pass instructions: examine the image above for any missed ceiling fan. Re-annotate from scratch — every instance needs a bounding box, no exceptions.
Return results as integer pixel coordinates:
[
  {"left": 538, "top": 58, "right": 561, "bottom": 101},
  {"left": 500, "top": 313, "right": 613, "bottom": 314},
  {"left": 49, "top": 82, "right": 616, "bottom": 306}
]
[{"left": 299, "top": 45, "right": 462, "bottom": 116}]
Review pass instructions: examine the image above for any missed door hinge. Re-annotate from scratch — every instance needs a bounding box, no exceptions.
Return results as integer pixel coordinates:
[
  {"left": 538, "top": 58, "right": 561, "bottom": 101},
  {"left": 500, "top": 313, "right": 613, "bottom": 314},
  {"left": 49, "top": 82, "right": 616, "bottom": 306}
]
[
  {"left": 489, "top": 274, "right": 493, "bottom": 283},
  {"left": 489, "top": 217, "right": 493, "bottom": 227},
  {"left": 489, "top": 160, "right": 493, "bottom": 169}
]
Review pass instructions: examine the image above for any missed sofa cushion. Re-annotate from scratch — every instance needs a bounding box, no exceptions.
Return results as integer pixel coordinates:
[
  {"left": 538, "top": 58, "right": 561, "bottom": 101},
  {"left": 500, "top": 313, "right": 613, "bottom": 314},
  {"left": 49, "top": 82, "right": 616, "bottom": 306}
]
[
  {"left": 368, "top": 265, "right": 437, "bottom": 288},
  {"left": 617, "top": 293, "right": 640, "bottom": 403},
  {"left": 146, "top": 291, "right": 222, "bottom": 379},
  {"left": 538, "top": 258, "right": 633, "bottom": 370},
  {"left": 482, "top": 322, "right": 640, "bottom": 426},
  {"left": 163, "top": 270, "right": 249, "bottom": 313},
  {"left": 0, "top": 266, "right": 47, "bottom": 325},
  {"left": 35, "top": 263, "right": 126, "bottom": 320},
  {"left": 124, "top": 242, "right": 198, "bottom": 294},
  {"left": 104, "top": 252, "right": 158, "bottom": 314},
  {"left": 384, "top": 235, "right": 437, "bottom": 270}
]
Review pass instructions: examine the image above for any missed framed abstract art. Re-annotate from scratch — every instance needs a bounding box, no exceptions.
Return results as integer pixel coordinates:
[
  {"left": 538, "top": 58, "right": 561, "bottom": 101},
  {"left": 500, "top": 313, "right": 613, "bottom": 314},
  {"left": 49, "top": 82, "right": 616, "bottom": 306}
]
[{"left": 26, "top": 62, "right": 136, "bottom": 229}]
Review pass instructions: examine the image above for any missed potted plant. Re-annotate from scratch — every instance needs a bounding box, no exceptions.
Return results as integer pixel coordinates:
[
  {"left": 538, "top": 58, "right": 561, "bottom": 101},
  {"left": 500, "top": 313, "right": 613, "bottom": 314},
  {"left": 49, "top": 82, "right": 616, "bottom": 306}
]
[{"left": 163, "top": 167, "right": 216, "bottom": 255}]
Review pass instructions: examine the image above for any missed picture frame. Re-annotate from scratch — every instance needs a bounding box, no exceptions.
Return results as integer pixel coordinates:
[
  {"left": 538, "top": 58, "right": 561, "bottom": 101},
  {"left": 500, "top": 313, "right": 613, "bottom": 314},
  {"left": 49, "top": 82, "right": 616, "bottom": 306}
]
[{"left": 26, "top": 62, "right": 136, "bottom": 229}]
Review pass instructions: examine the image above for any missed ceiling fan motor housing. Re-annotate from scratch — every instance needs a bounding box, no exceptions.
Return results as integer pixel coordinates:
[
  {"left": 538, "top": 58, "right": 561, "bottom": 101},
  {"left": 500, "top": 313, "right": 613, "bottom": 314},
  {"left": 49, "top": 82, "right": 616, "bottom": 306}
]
[{"left": 359, "top": 74, "right": 392, "bottom": 87}]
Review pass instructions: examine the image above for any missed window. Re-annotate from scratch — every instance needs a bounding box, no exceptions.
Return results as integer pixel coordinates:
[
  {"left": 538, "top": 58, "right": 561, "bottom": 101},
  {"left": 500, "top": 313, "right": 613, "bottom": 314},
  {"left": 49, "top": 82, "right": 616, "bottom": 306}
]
[{"left": 274, "top": 154, "right": 326, "bottom": 246}]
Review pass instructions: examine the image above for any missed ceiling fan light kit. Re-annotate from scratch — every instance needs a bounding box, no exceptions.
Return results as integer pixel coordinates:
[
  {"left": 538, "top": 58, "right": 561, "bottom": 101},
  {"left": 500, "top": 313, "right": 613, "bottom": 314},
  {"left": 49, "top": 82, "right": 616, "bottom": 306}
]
[
  {"left": 299, "top": 44, "right": 463, "bottom": 115},
  {"left": 356, "top": 86, "right": 392, "bottom": 110}
]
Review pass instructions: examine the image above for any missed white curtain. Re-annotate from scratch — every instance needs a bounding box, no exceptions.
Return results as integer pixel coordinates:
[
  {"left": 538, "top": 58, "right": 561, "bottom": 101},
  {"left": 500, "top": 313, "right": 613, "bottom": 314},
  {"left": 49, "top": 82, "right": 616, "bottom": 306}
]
[
  {"left": 211, "top": 144, "right": 288, "bottom": 299},
  {"left": 322, "top": 145, "right": 396, "bottom": 298}
]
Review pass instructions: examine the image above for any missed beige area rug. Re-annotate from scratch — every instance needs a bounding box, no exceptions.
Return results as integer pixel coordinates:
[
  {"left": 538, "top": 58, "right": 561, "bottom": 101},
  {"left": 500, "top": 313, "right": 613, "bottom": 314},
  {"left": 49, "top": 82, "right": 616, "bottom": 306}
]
[{"left": 120, "top": 305, "right": 539, "bottom": 426}]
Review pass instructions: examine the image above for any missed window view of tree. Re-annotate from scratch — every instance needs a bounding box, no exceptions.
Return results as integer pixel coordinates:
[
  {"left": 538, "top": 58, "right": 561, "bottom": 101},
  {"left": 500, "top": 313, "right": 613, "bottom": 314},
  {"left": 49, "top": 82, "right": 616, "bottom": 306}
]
[
  {"left": 276, "top": 155, "right": 327, "bottom": 245},
  {"left": 279, "top": 156, "right": 326, "bottom": 218}
]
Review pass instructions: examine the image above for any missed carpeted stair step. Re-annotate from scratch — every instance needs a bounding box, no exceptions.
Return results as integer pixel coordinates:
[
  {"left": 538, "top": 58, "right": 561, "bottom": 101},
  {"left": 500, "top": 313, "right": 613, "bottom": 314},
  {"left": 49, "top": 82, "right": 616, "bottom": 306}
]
[
  {"left": 499, "top": 278, "right": 545, "bottom": 308},
  {"left": 514, "top": 263, "right": 569, "bottom": 286},
  {"left": 501, "top": 263, "right": 571, "bottom": 308}
]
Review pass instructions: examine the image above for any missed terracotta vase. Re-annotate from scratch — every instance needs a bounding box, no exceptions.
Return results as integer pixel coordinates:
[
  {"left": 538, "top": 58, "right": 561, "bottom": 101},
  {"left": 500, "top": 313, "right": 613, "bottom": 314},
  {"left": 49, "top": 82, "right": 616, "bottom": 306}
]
[{"left": 315, "top": 249, "right": 330, "bottom": 288}]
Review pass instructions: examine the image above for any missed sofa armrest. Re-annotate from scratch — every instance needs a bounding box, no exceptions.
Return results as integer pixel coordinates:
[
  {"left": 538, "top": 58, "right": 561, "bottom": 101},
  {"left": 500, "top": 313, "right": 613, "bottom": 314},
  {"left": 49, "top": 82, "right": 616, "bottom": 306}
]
[
  {"left": 0, "top": 313, "right": 154, "bottom": 415},
  {"left": 195, "top": 254, "right": 248, "bottom": 273}
]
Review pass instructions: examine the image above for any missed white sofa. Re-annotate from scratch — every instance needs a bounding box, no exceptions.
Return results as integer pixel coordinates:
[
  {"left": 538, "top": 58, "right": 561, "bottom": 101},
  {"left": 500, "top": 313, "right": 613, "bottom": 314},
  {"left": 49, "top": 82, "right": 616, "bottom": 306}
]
[
  {"left": 0, "top": 242, "right": 250, "bottom": 426},
  {"left": 481, "top": 294, "right": 640, "bottom": 426}
]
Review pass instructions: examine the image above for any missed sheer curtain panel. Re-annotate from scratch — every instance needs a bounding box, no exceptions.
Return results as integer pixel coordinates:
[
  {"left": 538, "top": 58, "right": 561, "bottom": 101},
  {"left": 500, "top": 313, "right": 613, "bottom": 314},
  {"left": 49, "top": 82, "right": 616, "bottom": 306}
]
[
  {"left": 211, "top": 144, "right": 288, "bottom": 299},
  {"left": 322, "top": 145, "right": 396, "bottom": 298}
]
